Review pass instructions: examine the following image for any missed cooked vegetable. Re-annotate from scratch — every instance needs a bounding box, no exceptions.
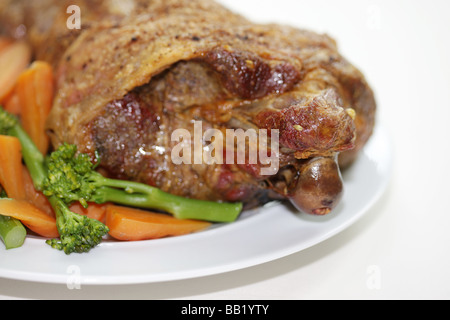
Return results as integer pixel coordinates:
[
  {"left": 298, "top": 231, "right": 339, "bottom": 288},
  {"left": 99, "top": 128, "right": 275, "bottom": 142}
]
[
  {"left": 0, "top": 105, "right": 47, "bottom": 190},
  {"left": 44, "top": 143, "right": 243, "bottom": 223},
  {"left": 0, "top": 188, "right": 27, "bottom": 250},
  {"left": 0, "top": 198, "right": 58, "bottom": 238},
  {"left": 0, "top": 135, "right": 27, "bottom": 249},
  {"left": 45, "top": 196, "right": 108, "bottom": 254},
  {"left": 0, "top": 215, "right": 27, "bottom": 250},
  {"left": 3, "top": 91, "right": 21, "bottom": 115},
  {"left": 0, "top": 135, "right": 28, "bottom": 250},
  {"left": 0, "top": 41, "right": 31, "bottom": 102},
  {"left": 0, "top": 135, "right": 26, "bottom": 200},
  {"left": 106, "top": 205, "right": 211, "bottom": 241},
  {"left": 0, "top": 106, "right": 109, "bottom": 254},
  {"left": 69, "top": 202, "right": 107, "bottom": 223},
  {"left": 16, "top": 61, "right": 54, "bottom": 155},
  {"left": 22, "top": 165, "right": 54, "bottom": 217}
]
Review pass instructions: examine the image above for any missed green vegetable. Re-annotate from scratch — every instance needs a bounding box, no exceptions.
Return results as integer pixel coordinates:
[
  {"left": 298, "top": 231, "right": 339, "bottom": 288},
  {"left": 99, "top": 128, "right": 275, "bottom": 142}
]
[
  {"left": 0, "top": 215, "right": 27, "bottom": 250},
  {"left": 44, "top": 143, "right": 243, "bottom": 222},
  {"left": 0, "top": 189, "right": 27, "bottom": 250},
  {"left": 46, "top": 195, "right": 108, "bottom": 254},
  {"left": 0, "top": 106, "right": 109, "bottom": 254}
]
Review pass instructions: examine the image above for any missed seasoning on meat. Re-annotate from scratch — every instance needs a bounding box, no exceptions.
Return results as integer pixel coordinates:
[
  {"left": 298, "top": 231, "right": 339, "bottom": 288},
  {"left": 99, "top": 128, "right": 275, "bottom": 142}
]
[{"left": 0, "top": 0, "right": 376, "bottom": 214}]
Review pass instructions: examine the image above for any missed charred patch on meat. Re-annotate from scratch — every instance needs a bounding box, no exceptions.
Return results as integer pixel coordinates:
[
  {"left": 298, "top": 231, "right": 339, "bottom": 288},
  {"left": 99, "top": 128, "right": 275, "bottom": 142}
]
[
  {"left": 254, "top": 89, "right": 356, "bottom": 159},
  {"left": 201, "top": 46, "right": 301, "bottom": 99}
]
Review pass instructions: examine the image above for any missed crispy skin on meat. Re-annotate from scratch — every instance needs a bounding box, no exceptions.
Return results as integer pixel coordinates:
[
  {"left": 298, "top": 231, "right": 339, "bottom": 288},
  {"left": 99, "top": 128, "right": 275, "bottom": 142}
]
[{"left": 0, "top": 0, "right": 376, "bottom": 212}]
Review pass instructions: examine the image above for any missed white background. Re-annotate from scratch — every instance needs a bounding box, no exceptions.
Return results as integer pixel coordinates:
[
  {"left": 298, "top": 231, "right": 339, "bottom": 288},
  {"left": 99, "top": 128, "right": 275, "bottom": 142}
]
[{"left": 1, "top": 0, "right": 449, "bottom": 299}]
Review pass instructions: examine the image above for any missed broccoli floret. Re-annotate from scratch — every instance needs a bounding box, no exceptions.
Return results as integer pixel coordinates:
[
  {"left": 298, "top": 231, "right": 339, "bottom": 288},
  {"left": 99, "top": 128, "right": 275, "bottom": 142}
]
[
  {"left": 46, "top": 196, "right": 109, "bottom": 254},
  {"left": 43, "top": 144, "right": 97, "bottom": 208},
  {"left": 43, "top": 143, "right": 243, "bottom": 223},
  {"left": 0, "top": 106, "right": 109, "bottom": 254}
]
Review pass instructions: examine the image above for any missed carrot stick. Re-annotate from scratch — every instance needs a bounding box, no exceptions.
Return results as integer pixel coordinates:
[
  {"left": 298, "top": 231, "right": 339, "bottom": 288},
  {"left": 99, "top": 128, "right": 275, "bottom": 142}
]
[
  {"left": 3, "top": 90, "right": 21, "bottom": 115},
  {"left": 70, "top": 202, "right": 107, "bottom": 223},
  {"left": 106, "top": 205, "right": 212, "bottom": 241},
  {"left": 0, "top": 41, "right": 31, "bottom": 102},
  {"left": 0, "top": 198, "right": 59, "bottom": 238},
  {"left": 0, "top": 135, "right": 26, "bottom": 200},
  {"left": 22, "top": 166, "right": 54, "bottom": 218},
  {"left": 16, "top": 61, "right": 55, "bottom": 155}
]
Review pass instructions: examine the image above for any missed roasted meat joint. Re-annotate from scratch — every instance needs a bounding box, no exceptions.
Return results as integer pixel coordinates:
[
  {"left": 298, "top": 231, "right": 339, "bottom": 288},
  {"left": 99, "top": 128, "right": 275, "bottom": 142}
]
[{"left": 0, "top": 0, "right": 376, "bottom": 218}]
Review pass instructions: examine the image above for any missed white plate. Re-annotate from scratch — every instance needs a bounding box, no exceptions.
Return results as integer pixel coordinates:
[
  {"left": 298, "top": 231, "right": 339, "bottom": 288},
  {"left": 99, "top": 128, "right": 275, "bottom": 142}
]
[{"left": 0, "top": 124, "right": 392, "bottom": 285}]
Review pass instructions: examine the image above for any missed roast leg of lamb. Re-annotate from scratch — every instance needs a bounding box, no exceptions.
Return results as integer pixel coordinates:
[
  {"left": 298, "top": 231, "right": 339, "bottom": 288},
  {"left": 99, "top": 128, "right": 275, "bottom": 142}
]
[{"left": 0, "top": 0, "right": 376, "bottom": 214}]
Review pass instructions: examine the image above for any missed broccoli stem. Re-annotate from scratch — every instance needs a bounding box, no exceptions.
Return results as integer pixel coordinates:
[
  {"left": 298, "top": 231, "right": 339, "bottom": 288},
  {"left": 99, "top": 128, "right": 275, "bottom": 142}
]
[
  {"left": 47, "top": 196, "right": 68, "bottom": 234},
  {"left": 0, "top": 215, "right": 27, "bottom": 250},
  {"left": 94, "top": 186, "right": 243, "bottom": 223},
  {"left": 7, "top": 125, "right": 46, "bottom": 191},
  {"left": 90, "top": 172, "right": 243, "bottom": 222}
]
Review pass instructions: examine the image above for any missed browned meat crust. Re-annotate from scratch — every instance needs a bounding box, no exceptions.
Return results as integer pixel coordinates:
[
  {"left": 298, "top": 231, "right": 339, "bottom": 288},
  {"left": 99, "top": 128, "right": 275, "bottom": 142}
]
[{"left": 0, "top": 0, "right": 376, "bottom": 212}]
